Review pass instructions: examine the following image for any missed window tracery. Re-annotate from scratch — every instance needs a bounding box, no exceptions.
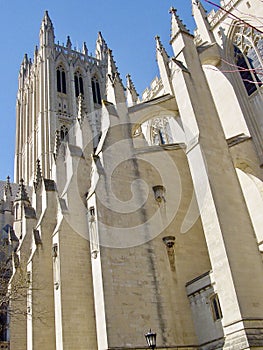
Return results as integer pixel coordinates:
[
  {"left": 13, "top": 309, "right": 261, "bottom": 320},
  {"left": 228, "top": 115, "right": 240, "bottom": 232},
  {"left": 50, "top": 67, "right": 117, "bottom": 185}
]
[
  {"left": 133, "top": 115, "right": 182, "bottom": 147},
  {"left": 233, "top": 26, "right": 263, "bottom": 95},
  {"left": 60, "top": 125, "right": 69, "bottom": 141},
  {"left": 151, "top": 117, "right": 173, "bottom": 145}
]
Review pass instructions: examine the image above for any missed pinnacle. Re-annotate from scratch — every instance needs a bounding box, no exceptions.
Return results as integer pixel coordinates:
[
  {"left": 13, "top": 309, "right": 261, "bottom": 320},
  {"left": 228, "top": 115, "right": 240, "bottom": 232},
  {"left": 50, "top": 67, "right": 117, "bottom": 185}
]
[
  {"left": 4, "top": 176, "right": 12, "bottom": 197},
  {"left": 15, "top": 179, "right": 30, "bottom": 203},
  {"left": 192, "top": 0, "right": 207, "bottom": 14},
  {"left": 108, "top": 48, "right": 119, "bottom": 75},
  {"left": 82, "top": 42, "right": 88, "bottom": 56},
  {"left": 155, "top": 35, "right": 162, "bottom": 49},
  {"left": 126, "top": 74, "right": 138, "bottom": 95},
  {"left": 126, "top": 74, "right": 139, "bottom": 106},
  {"left": 42, "top": 10, "right": 53, "bottom": 26},
  {"left": 106, "top": 48, "right": 126, "bottom": 104},
  {"left": 66, "top": 35, "right": 72, "bottom": 49},
  {"left": 96, "top": 31, "right": 108, "bottom": 61},
  {"left": 170, "top": 6, "right": 190, "bottom": 41},
  {"left": 23, "top": 54, "right": 29, "bottom": 66},
  {"left": 155, "top": 35, "right": 169, "bottom": 55},
  {"left": 97, "top": 31, "right": 107, "bottom": 46},
  {"left": 35, "top": 159, "right": 42, "bottom": 186}
]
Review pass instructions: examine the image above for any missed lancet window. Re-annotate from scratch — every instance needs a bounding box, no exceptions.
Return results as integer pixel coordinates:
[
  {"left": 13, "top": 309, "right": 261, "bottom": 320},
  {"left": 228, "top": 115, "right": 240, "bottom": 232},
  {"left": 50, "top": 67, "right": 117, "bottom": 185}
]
[
  {"left": 60, "top": 125, "right": 69, "bottom": 141},
  {"left": 210, "top": 294, "right": 223, "bottom": 321},
  {"left": 233, "top": 26, "right": 263, "bottom": 95},
  {"left": 91, "top": 76, "right": 102, "bottom": 105},
  {"left": 74, "top": 71, "right": 84, "bottom": 97},
  {"left": 56, "top": 65, "right": 67, "bottom": 94}
]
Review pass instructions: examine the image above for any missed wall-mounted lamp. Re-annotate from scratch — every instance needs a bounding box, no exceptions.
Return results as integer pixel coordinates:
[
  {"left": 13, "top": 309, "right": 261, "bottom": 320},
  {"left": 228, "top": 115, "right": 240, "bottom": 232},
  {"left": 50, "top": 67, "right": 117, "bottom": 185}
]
[
  {"left": 145, "top": 329, "right": 157, "bottom": 349},
  {"left": 162, "top": 236, "right": 175, "bottom": 248},
  {"left": 152, "top": 185, "right": 166, "bottom": 203}
]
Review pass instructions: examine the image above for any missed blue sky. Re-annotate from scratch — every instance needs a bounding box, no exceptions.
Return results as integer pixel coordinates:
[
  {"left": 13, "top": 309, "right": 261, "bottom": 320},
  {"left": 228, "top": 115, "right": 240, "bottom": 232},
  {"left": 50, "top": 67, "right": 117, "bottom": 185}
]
[{"left": 0, "top": 0, "right": 218, "bottom": 181}]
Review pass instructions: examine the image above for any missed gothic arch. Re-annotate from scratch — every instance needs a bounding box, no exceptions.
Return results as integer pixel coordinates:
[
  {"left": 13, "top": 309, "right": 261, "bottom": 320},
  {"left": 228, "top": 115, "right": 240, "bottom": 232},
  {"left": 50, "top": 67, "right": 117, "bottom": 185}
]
[
  {"left": 131, "top": 111, "right": 185, "bottom": 147},
  {"left": 90, "top": 65, "right": 103, "bottom": 80},
  {"left": 55, "top": 54, "right": 70, "bottom": 71}
]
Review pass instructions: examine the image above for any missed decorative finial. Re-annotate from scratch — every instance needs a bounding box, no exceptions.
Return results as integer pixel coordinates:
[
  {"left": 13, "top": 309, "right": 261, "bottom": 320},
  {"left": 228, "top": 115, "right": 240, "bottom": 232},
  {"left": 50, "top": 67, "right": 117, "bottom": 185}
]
[{"left": 169, "top": 6, "right": 177, "bottom": 14}]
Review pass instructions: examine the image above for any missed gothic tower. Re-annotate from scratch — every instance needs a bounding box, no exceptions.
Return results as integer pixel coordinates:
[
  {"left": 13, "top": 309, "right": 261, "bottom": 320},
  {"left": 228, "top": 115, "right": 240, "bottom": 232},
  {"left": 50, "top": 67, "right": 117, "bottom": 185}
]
[
  {"left": 7, "top": 1, "right": 263, "bottom": 350},
  {"left": 14, "top": 11, "right": 109, "bottom": 185}
]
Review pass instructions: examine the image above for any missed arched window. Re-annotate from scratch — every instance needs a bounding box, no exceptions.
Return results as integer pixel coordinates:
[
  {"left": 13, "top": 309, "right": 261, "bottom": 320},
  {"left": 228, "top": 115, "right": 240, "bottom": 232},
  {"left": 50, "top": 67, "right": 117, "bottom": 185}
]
[
  {"left": 14, "top": 203, "right": 19, "bottom": 220},
  {"left": 151, "top": 117, "right": 173, "bottom": 145},
  {"left": 56, "top": 65, "right": 67, "bottom": 94},
  {"left": 210, "top": 294, "right": 223, "bottom": 321},
  {"left": 74, "top": 71, "right": 84, "bottom": 97},
  {"left": 132, "top": 115, "right": 184, "bottom": 147},
  {"left": 233, "top": 26, "right": 263, "bottom": 95},
  {"left": 91, "top": 76, "right": 102, "bottom": 105},
  {"left": 60, "top": 125, "right": 69, "bottom": 141}
]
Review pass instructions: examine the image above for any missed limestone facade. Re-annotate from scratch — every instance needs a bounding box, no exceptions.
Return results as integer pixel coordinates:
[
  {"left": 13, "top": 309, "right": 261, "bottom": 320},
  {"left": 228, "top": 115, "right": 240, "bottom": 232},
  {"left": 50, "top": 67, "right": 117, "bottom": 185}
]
[{"left": 0, "top": 0, "right": 263, "bottom": 349}]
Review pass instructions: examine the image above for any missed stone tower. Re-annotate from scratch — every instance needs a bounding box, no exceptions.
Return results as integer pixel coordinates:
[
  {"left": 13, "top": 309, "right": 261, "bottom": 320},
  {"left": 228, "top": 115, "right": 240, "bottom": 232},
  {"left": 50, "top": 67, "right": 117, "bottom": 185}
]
[
  {"left": 14, "top": 11, "right": 108, "bottom": 185},
  {"left": 6, "top": 1, "right": 263, "bottom": 349}
]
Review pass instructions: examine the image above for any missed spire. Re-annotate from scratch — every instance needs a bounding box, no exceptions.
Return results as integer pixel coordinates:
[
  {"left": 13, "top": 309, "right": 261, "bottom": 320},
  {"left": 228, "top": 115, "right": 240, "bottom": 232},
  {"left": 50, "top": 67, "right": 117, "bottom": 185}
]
[
  {"left": 66, "top": 36, "right": 72, "bottom": 50},
  {"left": 82, "top": 42, "right": 88, "bottom": 56},
  {"left": 106, "top": 48, "right": 126, "bottom": 105},
  {"left": 155, "top": 35, "right": 173, "bottom": 95},
  {"left": 126, "top": 74, "right": 139, "bottom": 107},
  {"left": 40, "top": 10, "right": 55, "bottom": 47},
  {"left": 15, "top": 179, "right": 30, "bottom": 204},
  {"left": 96, "top": 31, "right": 108, "bottom": 61},
  {"left": 192, "top": 0, "right": 215, "bottom": 44},
  {"left": 170, "top": 7, "right": 190, "bottom": 42}
]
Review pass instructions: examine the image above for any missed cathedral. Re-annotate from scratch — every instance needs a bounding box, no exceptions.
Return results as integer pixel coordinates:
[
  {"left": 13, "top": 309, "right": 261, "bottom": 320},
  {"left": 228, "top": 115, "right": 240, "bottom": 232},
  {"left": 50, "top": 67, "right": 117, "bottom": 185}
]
[{"left": 1, "top": 0, "right": 263, "bottom": 349}]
